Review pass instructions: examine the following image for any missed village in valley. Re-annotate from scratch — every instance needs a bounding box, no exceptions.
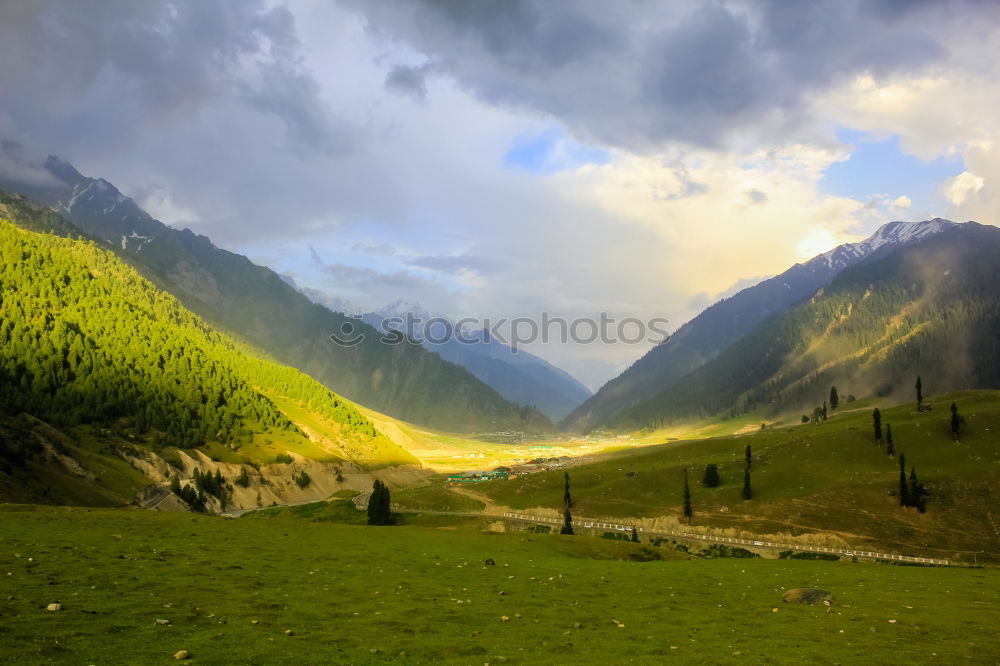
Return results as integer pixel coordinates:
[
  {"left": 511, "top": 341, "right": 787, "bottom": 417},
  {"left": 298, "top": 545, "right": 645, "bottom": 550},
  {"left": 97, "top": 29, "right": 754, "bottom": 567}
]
[{"left": 446, "top": 456, "right": 570, "bottom": 485}]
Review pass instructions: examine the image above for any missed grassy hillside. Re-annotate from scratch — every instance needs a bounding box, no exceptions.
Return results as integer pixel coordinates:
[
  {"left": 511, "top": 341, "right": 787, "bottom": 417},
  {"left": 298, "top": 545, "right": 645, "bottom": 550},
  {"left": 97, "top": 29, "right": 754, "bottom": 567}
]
[
  {"left": 2, "top": 505, "right": 997, "bottom": 664},
  {"left": 0, "top": 216, "right": 416, "bottom": 505},
  {"left": 479, "top": 390, "right": 1000, "bottom": 564},
  {"left": 613, "top": 223, "right": 1000, "bottom": 430}
]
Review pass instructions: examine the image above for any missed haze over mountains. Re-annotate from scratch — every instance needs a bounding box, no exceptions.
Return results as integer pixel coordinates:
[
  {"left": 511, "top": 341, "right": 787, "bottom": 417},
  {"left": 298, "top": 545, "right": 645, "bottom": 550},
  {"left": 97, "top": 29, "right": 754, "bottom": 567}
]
[
  {"left": 354, "top": 305, "right": 592, "bottom": 423},
  {"left": 0, "top": 143, "right": 551, "bottom": 433},
  {"left": 613, "top": 221, "right": 1000, "bottom": 429},
  {"left": 3, "top": 141, "right": 998, "bottom": 440},
  {"left": 563, "top": 218, "right": 969, "bottom": 431}
]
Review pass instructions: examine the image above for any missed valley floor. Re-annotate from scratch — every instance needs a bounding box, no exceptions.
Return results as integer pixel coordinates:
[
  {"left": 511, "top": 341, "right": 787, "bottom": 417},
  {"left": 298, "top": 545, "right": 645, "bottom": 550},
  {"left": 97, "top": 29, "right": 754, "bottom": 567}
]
[{"left": 2, "top": 505, "right": 998, "bottom": 664}]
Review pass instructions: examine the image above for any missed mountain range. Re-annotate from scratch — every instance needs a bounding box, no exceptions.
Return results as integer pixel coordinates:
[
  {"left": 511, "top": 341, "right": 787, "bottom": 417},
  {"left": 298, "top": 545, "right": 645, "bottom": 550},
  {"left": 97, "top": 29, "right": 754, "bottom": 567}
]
[
  {"left": 0, "top": 196, "right": 430, "bottom": 506},
  {"left": 349, "top": 304, "right": 592, "bottom": 422},
  {"left": 0, "top": 142, "right": 552, "bottom": 433},
  {"left": 283, "top": 288, "right": 592, "bottom": 421},
  {"left": 563, "top": 218, "right": 964, "bottom": 431}
]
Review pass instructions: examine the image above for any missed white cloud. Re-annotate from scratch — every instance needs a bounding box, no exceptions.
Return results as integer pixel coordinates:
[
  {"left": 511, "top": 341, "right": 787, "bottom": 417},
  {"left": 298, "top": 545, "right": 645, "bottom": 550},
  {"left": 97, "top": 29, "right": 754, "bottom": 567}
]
[
  {"left": 133, "top": 185, "right": 201, "bottom": 228},
  {"left": 943, "top": 171, "right": 985, "bottom": 206}
]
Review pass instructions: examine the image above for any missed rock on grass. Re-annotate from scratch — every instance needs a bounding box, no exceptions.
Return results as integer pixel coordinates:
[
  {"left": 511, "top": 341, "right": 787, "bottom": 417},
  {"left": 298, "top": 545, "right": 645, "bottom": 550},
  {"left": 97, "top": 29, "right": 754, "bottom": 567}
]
[{"left": 782, "top": 588, "right": 834, "bottom": 605}]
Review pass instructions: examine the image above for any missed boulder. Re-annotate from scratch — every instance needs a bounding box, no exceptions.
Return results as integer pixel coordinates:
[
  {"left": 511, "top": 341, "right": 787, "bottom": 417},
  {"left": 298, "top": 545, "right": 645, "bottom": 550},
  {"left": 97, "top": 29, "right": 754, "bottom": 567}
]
[
  {"left": 783, "top": 588, "right": 834, "bottom": 605},
  {"left": 46, "top": 603, "right": 62, "bottom": 612}
]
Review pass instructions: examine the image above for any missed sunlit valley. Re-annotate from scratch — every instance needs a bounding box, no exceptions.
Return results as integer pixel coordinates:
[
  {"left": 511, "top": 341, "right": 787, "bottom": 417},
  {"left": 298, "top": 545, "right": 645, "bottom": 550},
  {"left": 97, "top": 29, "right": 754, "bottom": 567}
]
[{"left": 2, "top": 3, "right": 999, "bottom": 664}]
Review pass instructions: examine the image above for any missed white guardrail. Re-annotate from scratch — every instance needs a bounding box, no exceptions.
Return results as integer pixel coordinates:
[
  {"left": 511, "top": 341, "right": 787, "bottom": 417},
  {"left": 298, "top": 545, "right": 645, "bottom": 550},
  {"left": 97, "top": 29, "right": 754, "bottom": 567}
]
[{"left": 500, "top": 512, "right": 951, "bottom": 566}]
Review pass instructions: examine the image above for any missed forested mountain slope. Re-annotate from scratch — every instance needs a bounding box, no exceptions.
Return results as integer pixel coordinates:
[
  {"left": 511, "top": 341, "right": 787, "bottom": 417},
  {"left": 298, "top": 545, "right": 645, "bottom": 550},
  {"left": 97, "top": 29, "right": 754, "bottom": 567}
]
[
  {"left": 0, "top": 214, "right": 421, "bottom": 504},
  {"left": 611, "top": 222, "right": 1000, "bottom": 429},
  {"left": 0, "top": 148, "right": 551, "bottom": 433},
  {"left": 563, "top": 219, "right": 957, "bottom": 432}
]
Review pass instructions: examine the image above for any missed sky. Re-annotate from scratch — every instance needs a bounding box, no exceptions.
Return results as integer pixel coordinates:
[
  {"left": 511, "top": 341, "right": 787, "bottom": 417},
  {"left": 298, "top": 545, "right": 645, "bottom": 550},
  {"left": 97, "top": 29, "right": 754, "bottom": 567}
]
[{"left": 1, "top": 1, "right": 998, "bottom": 390}]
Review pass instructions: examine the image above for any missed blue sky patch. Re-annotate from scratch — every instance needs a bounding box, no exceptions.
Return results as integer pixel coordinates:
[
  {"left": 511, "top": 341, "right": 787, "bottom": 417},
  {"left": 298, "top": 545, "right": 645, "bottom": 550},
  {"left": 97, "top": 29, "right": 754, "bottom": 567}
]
[
  {"left": 503, "top": 128, "right": 610, "bottom": 173},
  {"left": 821, "top": 127, "right": 963, "bottom": 215}
]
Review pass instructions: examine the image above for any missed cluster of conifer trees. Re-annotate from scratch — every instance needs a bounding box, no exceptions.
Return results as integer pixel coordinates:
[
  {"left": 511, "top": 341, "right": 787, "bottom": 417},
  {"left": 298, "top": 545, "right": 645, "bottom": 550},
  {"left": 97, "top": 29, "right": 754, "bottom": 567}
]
[{"left": 167, "top": 468, "right": 229, "bottom": 512}]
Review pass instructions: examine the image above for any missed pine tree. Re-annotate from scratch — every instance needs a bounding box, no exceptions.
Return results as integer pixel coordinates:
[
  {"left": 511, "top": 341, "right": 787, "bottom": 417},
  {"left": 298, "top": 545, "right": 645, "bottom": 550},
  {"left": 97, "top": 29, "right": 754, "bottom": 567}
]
[
  {"left": 742, "top": 466, "right": 752, "bottom": 500},
  {"left": 873, "top": 408, "right": 882, "bottom": 442},
  {"left": 169, "top": 475, "right": 181, "bottom": 495},
  {"left": 897, "top": 453, "right": 908, "bottom": 506},
  {"left": 630, "top": 527, "right": 640, "bottom": 543},
  {"left": 885, "top": 424, "right": 894, "bottom": 457},
  {"left": 916, "top": 375, "right": 923, "bottom": 408},
  {"left": 745, "top": 445, "right": 752, "bottom": 470},
  {"left": 702, "top": 463, "right": 720, "bottom": 488},
  {"left": 822, "top": 401, "right": 828, "bottom": 420},
  {"left": 563, "top": 472, "right": 573, "bottom": 509},
  {"left": 560, "top": 508, "right": 574, "bottom": 535},
  {"left": 829, "top": 386, "right": 839, "bottom": 410},
  {"left": 368, "top": 480, "right": 392, "bottom": 526},
  {"left": 909, "top": 468, "right": 926, "bottom": 513},
  {"left": 951, "top": 402, "right": 961, "bottom": 439},
  {"left": 682, "top": 469, "right": 693, "bottom": 525}
]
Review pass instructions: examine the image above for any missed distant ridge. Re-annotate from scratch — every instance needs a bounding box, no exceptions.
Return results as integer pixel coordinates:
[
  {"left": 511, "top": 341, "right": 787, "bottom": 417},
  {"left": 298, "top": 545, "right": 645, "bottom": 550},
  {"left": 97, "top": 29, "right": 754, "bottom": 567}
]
[
  {"left": 610, "top": 221, "right": 1000, "bottom": 428},
  {"left": 0, "top": 142, "right": 552, "bottom": 433},
  {"left": 563, "top": 218, "right": 959, "bottom": 432}
]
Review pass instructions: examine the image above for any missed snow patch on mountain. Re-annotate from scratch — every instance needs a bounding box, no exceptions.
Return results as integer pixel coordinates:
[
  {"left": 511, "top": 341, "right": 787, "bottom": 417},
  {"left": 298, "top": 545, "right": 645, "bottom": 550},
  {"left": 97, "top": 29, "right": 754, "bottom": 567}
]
[{"left": 815, "top": 219, "right": 956, "bottom": 270}]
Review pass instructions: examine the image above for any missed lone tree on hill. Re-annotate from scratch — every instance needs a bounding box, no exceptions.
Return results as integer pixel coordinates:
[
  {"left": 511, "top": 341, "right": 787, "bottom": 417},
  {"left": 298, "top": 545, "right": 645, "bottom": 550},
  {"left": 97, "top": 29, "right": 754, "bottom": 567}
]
[
  {"left": 682, "top": 468, "right": 693, "bottom": 525},
  {"left": 909, "top": 468, "right": 927, "bottom": 513},
  {"left": 745, "top": 444, "right": 752, "bottom": 470},
  {"left": 830, "top": 386, "right": 839, "bottom": 411},
  {"left": 813, "top": 406, "right": 823, "bottom": 424},
  {"left": 560, "top": 473, "right": 574, "bottom": 534},
  {"left": 702, "top": 463, "right": 720, "bottom": 488},
  {"left": 822, "top": 401, "right": 828, "bottom": 421},
  {"left": 742, "top": 466, "right": 752, "bottom": 501},
  {"left": 367, "top": 480, "right": 392, "bottom": 526},
  {"left": 899, "top": 467, "right": 909, "bottom": 507},
  {"left": 560, "top": 508, "right": 574, "bottom": 535},
  {"left": 873, "top": 408, "right": 882, "bottom": 442},
  {"left": 885, "top": 424, "right": 894, "bottom": 457},
  {"left": 916, "top": 375, "right": 923, "bottom": 408},
  {"left": 951, "top": 402, "right": 962, "bottom": 439},
  {"left": 897, "top": 453, "right": 908, "bottom": 507},
  {"left": 631, "top": 527, "right": 640, "bottom": 543}
]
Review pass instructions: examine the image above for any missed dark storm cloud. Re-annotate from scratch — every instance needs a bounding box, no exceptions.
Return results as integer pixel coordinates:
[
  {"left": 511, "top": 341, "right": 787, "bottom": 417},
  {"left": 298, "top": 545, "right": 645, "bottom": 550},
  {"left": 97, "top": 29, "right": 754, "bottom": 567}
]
[
  {"left": 0, "top": 1, "right": 348, "bottom": 158},
  {"left": 241, "top": 60, "right": 356, "bottom": 156},
  {"left": 345, "top": 0, "right": 979, "bottom": 150},
  {"left": 385, "top": 64, "right": 432, "bottom": 102}
]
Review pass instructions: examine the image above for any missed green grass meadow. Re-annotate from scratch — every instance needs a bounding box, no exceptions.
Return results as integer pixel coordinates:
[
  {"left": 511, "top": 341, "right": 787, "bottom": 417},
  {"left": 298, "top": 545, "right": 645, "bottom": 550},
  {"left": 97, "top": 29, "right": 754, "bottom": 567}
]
[
  {"left": 479, "top": 391, "right": 1000, "bottom": 564},
  {"left": 2, "top": 505, "right": 999, "bottom": 664}
]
